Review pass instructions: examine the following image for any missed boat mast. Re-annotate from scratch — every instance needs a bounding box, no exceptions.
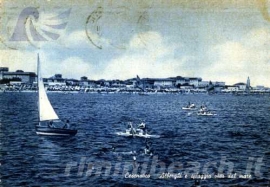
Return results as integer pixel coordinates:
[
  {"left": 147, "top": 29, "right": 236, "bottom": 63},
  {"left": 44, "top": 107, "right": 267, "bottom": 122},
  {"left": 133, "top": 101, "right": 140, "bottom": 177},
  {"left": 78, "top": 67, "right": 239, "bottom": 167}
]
[
  {"left": 37, "top": 53, "right": 40, "bottom": 122},
  {"left": 36, "top": 54, "right": 59, "bottom": 121}
]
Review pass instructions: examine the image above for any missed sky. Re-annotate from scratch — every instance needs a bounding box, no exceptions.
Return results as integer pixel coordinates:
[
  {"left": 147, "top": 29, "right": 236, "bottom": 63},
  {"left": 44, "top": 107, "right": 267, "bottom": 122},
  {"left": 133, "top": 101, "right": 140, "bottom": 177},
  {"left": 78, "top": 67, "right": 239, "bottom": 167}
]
[{"left": 0, "top": 0, "right": 270, "bottom": 87}]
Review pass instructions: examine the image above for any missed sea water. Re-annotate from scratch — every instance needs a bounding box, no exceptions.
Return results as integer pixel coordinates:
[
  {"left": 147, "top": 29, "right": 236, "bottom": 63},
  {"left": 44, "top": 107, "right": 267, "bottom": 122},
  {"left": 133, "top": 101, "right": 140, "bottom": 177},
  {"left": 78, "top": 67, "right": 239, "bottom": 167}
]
[{"left": 0, "top": 93, "right": 269, "bottom": 186}]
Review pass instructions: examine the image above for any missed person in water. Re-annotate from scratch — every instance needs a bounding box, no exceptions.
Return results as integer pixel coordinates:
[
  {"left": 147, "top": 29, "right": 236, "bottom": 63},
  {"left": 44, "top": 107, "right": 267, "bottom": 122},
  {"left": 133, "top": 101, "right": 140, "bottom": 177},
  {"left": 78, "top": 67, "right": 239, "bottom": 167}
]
[
  {"left": 137, "top": 122, "right": 147, "bottom": 134},
  {"left": 144, "top": 141, "right": 153, "bottom": 155},
  {"left": 138, "top": 122, "right": 146, "bottom": 129},
  {"left": 200, "top": 106, "right": 204, "bottom": 111},
  {"left": 200, "top": 105, "right": 207, "bottom": 112},
  {"left": 130, "top": 127, "right": 136, "bottom": 135},
  {"left": 127, "top": 122, "right": 132, "bottom": 129},
  {"left": 63, "top": 120, "right": 70, "bottom": 129},
  {"left": 202, "top": 104, "right": 207, "bottom": 110},
  {"left": 186, "top": 102, "right": 195, "bottom": 108},
  {"left": 127, "top": 122, "right": 136, "bottom": 135},
  {"left": 199, "top": 106, "right": 205, "bottom": 114}
]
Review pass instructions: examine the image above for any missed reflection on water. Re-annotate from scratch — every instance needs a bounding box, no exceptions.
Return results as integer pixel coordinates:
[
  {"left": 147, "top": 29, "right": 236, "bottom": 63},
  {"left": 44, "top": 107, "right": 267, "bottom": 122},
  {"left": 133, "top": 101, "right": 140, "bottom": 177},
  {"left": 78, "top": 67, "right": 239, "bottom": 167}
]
[{"left": 0, "top": 93, "right": 269, "bottom": 186}]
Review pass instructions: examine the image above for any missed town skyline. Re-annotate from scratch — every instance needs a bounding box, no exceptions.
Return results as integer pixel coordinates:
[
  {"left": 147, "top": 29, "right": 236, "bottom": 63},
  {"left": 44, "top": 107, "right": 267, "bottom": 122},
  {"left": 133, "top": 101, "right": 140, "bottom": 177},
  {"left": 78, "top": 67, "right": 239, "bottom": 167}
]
[
  {"left": 2, "top": 65, "right": 268, "bottom": 95},
  {"left": 1, "top": 65, "right": 266, "bottom": 90}
]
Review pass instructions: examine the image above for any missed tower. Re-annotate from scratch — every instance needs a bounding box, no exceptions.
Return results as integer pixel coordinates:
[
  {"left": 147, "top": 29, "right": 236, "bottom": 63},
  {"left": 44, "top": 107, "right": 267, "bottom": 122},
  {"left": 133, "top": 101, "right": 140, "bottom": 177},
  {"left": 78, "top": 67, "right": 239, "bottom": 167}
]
[{"left": 246, "top": 77, "right": 250, "bottom": 93}]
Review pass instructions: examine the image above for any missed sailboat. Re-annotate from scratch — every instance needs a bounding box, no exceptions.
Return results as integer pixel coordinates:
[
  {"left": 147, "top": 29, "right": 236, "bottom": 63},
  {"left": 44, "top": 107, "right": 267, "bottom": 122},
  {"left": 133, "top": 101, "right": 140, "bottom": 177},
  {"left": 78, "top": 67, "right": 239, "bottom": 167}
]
[
  {"left": 136, "top": 75, "right": 149, "bottom": 96},
  {"left": 36, "top": 54, "right": 77, "bottom": 136}
]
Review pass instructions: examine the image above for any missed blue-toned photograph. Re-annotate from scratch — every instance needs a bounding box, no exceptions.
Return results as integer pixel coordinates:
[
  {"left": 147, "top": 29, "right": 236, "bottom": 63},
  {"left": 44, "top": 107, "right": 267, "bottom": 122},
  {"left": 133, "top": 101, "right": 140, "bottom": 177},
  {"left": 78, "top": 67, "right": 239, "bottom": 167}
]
[{"left": 0, "top": 1, "right": 269, "bottom": 186}]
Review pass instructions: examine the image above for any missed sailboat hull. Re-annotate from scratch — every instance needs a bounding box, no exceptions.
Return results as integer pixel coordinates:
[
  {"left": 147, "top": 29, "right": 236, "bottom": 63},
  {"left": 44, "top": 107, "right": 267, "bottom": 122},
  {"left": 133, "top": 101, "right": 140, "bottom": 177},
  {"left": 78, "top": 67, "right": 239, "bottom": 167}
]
[{"left": 36, "top": 126, "right": 77, "bottom": 136}]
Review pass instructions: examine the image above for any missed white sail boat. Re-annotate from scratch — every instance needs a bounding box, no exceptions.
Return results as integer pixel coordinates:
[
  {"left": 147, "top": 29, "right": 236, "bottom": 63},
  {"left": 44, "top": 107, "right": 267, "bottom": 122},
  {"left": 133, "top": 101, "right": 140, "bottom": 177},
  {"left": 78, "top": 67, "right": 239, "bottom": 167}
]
[
  {"left": 36, "top": 54, "right": 77, "bottom": 136},
  {"left": 136, "top": 75, "right": 149, "bottom": 96}
]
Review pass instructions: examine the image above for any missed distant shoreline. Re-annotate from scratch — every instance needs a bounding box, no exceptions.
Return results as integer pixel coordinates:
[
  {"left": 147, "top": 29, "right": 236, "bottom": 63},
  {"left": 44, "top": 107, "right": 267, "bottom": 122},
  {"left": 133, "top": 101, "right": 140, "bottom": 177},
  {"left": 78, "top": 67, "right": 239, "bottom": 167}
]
[{"left": 1, "top": 89, "right": 270, "bottom": 95}]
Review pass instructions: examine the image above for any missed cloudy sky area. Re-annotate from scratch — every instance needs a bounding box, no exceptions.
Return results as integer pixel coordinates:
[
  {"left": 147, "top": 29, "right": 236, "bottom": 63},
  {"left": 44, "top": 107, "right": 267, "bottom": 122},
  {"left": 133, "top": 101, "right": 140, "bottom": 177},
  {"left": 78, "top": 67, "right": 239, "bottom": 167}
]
[{"left": 0, "top": 0, "right": 270, "bottom": 86}]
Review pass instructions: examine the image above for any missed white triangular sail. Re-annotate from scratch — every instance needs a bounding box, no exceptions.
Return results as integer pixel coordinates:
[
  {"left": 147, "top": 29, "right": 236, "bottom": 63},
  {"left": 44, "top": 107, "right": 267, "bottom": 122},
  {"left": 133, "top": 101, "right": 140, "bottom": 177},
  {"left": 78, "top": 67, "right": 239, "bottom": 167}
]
[{"left": 37, "top": 54, "right": 59, "bottom": 121}]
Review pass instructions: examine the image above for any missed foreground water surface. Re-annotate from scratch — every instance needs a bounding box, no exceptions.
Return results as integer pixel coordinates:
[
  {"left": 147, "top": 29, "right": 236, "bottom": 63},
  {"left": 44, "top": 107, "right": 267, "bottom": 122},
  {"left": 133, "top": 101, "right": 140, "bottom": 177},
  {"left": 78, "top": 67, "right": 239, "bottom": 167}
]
[{"left": 0, "top": 93, "right": 269, "bottom": 186}]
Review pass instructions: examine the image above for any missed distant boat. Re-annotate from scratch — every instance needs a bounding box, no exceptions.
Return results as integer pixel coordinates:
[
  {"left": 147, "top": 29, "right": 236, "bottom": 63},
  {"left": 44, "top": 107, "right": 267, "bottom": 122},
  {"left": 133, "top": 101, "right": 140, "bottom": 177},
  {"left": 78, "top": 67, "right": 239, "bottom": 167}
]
[
  {"left": 182, "top": 103, "right": 196, "bottom": 110},
  {"left": 197, "top": 111, "right": 216, "bottom": 116},
  {"left": 136, "top": 75, "right": 149, "bottom": 96},
  {"left": 116, "top": 122, "right": 160, "bottom": 138},
  {"left": 182, "top": 106, "right": 196, "bottom": 110},
  {"left": 35, "top": 54, "right": 77, "bottom": 136},
  {"left": 116, "top": 131, "right": 160, "bottom": 138}
]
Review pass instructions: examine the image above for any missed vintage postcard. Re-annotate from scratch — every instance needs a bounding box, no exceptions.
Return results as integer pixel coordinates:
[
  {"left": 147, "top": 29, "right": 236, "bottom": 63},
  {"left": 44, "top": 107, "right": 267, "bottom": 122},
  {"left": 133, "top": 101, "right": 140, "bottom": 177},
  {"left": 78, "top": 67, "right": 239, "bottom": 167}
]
[{"left": 0, "top": 0, "right": 269, "bottom": 186}]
